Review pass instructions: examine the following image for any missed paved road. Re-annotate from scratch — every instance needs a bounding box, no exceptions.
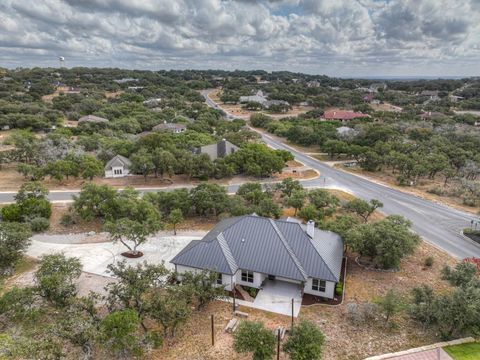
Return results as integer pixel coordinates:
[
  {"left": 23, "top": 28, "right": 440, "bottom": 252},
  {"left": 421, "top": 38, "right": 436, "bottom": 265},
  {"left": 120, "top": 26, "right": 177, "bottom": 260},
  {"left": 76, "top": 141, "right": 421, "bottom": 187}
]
[
  {"left": 0, "top": 91, "right": 478, "bottom": 259},
  {"left": 200, "top": 89, "right": 480, "bottom": 259}
]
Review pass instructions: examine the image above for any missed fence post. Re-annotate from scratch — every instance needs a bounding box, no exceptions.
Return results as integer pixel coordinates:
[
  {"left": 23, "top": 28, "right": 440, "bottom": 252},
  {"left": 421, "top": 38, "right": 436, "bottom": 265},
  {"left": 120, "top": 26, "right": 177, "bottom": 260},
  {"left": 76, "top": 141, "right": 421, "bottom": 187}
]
[
  {"left": 211, "top": 314, "right": 214, "bottom": 346},
  {"left": 277, "top": 328, "right": 281, "bottom": 360}
]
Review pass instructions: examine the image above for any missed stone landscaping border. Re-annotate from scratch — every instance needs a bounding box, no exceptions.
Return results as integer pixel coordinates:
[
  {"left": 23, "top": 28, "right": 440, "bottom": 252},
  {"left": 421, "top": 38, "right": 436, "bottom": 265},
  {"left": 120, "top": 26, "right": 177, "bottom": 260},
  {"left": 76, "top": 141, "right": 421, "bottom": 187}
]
[{"left": 363, "top": 337, "right": 476, "bottom": 360}]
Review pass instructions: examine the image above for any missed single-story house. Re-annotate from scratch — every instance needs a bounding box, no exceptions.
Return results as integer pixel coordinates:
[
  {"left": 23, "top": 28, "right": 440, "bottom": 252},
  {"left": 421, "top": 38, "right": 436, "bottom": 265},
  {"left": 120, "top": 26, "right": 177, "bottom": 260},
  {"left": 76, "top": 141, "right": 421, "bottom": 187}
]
[
  {"left": 171, "top": 215, "right": 344, "bottom": 300},
  {"left": 78, "top": 115, "right": 109, "bottom": 124},
  {"left": 153, "top": 122, "right": 187, "bottom": 134},
  {"left": 239, "top": 90, "right": 267, "bottom": 105},
  {"left": 104, "top": 155, "right": 131, "bottom": 178},
  {"left": 192, "top": 139, "right": 239, "bottom": 160},
  {"left": 419, "top": 111, "right": 445, "bottom": 120},
  {"left": 322, "top": 110, "right": 371, "bottom": 122}
]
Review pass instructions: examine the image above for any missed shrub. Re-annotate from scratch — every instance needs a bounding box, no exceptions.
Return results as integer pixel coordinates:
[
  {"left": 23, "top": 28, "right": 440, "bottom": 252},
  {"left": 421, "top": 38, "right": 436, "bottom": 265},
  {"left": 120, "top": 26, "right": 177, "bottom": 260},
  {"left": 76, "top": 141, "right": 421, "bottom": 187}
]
[
  {"left": 233, "top": 321, "right": 276, "bottom": 360},
  {"left": 60, "top": 213, "right": 75, "bottom": 226},
  {"left": 335, "top": 282, "right": 343, "bottom": 296},
  {"left": 29, "top": 217, "right": 50, "bottom": 232},
  {"left": 424, "top": 256, "right": 434, "bottom": 267},
  {"left": 346, "top": 302, "right": 377, "bottom": 326},
  {"left": 283, "top": 320, "right": 325, "bottom": 360},
  {"left": 1, "top": 204, "right": 22, "bottom": 222}
]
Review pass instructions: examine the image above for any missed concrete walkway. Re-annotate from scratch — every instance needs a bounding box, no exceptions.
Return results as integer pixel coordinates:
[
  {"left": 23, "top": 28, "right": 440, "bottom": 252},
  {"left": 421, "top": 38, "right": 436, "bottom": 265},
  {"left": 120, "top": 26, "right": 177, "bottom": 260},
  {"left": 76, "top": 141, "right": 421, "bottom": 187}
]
[{"left": 252, "top": 280, "right": 303, "bottom": 317}]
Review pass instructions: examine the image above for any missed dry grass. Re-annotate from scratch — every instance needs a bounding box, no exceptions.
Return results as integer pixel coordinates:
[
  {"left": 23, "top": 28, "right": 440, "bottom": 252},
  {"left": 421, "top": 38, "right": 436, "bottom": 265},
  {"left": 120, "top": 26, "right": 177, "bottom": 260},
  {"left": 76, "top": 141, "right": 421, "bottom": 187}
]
[
  {"left": 148, "top": 240, "right": 457, "bottom": 360},
  {"left": 338, "top": 165, "right": 479, "bottom": 214}
]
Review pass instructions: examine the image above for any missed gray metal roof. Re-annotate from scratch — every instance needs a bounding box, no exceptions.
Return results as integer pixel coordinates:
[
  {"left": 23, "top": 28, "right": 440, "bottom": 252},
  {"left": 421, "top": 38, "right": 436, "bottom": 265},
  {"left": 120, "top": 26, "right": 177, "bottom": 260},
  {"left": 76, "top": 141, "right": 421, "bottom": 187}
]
[
  {"left": 104, "top": 155, "right": 131, "bottom": 170},
  {"left": 170, "top": 215, "right": 343, "bottom": 282}
]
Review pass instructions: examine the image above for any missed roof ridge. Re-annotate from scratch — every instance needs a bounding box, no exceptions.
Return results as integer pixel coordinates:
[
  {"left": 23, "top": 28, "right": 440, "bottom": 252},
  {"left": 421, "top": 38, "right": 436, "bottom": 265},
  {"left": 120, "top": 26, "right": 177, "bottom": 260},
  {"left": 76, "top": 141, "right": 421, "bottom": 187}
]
[
  {"left": 216, "top": 233, "right": 238, "bottom": 274},
  {"left": 269, "top": 219, "right": 308, "bottom": 280},
  {"left": 279, "top": 220, "right": 339, "bottom": 282}
]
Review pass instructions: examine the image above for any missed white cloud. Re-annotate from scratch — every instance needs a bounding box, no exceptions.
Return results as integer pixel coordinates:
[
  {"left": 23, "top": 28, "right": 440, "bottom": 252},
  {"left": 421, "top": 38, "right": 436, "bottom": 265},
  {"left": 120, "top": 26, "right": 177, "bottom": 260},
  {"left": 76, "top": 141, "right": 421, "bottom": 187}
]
[{"left": 0, "top": 0, "right": 479, "bottom": 76}]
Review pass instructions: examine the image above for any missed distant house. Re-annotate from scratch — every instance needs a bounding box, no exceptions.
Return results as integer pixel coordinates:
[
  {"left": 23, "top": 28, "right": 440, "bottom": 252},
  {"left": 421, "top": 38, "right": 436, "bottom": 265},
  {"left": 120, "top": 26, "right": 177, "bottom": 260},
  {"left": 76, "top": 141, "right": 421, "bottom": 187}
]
[
  {"left": 363, "top": 93, "right": 375, "bottom": 103},
  {"left": 449, "top": 95, "right": 464, "bottom": 103},
  {"left": 57, "top": 86, "right": 81, "bottom": 94},
  {"left": 307, "top": 80, "right": 321, "bottom": 88},
  {"left": 113, "top": 78, "right": 139, "bottom": 84},
  {"left": 264, "top": 99, "right": 290, "bottom": 110},
  {"left": 153, "top": 122, "right": 187, "bottom": 134},
  {"left": 78, "top": 115, "right": 109, "bottom": 124},
  {"left": 420, "top": 111, "right": 445, "bottom": 120},
  {"left": 420, "top": 90, "right": 440, "bottom": 101},
  {"left": 192, "top": 139, "right": 239, "bottom": 160},
  {"left": 239, "top": 90, "right": 267, "bottom": 105},
  {"left": 171, "top": 215, "right": 344, "bottom": 300},
  {"left": 322, "top": 110, "right": 371, "bottom": 122},
  {"left": 104, "top": 155, "right": 131, "bottom": 178}
]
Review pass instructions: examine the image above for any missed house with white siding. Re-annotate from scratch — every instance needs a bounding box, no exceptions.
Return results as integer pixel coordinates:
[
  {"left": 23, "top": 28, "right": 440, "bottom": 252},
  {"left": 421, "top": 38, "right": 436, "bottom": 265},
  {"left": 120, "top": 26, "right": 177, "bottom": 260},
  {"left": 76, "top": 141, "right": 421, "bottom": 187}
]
[
  {"left": 104, "top": 155, "right": 131, "bottom": 178},
  {"left": 170, "top": 215, "right": 343, "bottom": 300}
]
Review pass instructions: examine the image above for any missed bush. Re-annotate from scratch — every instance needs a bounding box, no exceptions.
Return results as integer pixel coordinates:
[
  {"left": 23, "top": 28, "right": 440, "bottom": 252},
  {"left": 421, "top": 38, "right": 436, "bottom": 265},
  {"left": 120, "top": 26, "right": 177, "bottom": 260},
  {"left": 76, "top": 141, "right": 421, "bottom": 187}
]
[
  {"left": 29, "top": 217, "right": 50, "bottom": 232},
  {"left": 427, "top": 187, "right": 445, "bottom": 196},
  {"left": 424, "top": 256, "right": 434, "bottom": 267},
  {"left": 60, "top": 213, "right": 75, "bottom": 226},
  {"left": 283, "top": 320, "right": 325, "bottom": 360},
  {"left": 346, "top": 302, "right": 377, "bottom": 326},
  {"left": 1, "top": 204, "right": 22, "bottom": 222},
  {"left": 335, "top": 282, "right": 343, "bottom": 296}
]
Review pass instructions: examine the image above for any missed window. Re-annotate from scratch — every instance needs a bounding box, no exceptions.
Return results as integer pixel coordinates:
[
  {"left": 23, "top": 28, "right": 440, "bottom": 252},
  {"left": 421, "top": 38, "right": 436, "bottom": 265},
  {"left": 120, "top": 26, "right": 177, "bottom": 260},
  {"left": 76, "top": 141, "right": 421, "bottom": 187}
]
[
  {"left": 114, "top": 169, "right": 123, "bottom": 175},
  {"left": 216, "top": 273, "right": 222, "bottom": 285},
  {"left": 241, "top": 270, "right": 254, "bottom": 283},
  {"left": 312, "top": 279, "right": 326, "bottom": 292}
]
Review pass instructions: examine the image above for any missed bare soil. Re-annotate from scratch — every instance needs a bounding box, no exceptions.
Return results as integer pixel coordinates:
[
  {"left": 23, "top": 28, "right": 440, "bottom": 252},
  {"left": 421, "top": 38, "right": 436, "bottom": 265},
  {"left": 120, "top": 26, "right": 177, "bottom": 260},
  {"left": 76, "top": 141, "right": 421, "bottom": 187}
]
[
  {"left": 150, "top": 241, "right": 457, "bottom": 360},
  {"left": 337, "top": 164, "right": 479, "bottom": 214},
  {"left": 209, "top": 89, "right": 314, "bottom": 120}
]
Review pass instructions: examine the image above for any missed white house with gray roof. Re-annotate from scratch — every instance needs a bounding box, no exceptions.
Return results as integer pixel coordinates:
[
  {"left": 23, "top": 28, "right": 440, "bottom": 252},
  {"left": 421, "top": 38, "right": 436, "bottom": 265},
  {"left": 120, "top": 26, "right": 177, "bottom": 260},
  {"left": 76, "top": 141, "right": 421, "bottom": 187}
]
[
  {"left": 104, "top": 155, "right": 131, "bottom": 178},
  {"left": 170, "top": 215, "right": 343, "bottom": 300}
]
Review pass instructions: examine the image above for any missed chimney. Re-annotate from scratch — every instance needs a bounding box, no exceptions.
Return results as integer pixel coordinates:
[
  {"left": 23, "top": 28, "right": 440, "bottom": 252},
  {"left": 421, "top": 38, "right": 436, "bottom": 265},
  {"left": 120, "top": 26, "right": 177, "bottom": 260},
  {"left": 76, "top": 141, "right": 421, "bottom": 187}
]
[{"left": 306, "top": 220, "right": 315, "bottom": 238}]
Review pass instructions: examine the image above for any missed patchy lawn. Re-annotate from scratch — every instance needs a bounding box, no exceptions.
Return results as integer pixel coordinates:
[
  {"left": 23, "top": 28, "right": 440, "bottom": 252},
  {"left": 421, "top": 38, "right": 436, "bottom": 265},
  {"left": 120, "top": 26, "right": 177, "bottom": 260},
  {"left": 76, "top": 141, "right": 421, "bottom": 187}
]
[{"left": 444, "top": 342, "right": 480, "bottom": 360}]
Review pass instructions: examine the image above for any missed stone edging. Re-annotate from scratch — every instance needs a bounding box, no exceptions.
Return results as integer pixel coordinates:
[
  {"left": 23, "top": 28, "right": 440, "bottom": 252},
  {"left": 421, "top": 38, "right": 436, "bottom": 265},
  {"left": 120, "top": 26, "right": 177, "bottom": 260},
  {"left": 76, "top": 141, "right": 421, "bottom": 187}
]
[
  {"left": 363, "top": 337, "right": 476, "bottom": 360},
  {"left": 354, "top": 256, "right": 398, "bottom": 273}
]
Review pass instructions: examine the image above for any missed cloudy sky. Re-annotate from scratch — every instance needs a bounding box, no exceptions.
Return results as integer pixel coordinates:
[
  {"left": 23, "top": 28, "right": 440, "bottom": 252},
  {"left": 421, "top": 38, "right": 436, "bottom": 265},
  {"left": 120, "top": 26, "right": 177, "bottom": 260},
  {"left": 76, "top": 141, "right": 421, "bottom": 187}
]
[{"left": 1, "top": 0, "right": 479, "bottom": 77}]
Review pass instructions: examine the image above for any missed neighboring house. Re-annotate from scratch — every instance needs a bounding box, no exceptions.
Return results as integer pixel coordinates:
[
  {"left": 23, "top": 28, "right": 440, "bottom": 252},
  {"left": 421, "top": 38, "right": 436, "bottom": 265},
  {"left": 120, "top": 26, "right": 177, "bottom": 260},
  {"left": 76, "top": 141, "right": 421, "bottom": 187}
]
[
  {"left": 239, "top": 90, "right": 267, "bottom": 105},
  {"left": 171, "top": 215, "right": 344, "bottom": 300},
  {"left": 322, "top": 110, "right": 371, "bottom": 122},
  {"left": 192, "top": 139, "right": 239, "bottom": 160},
  {"left": 307, "top": 80, "right": 321, "bottom": 88},
  {"left": 420, "top": 90, "right": 440, "bottom": 101},
  {"left": 104, "top": 155, "right": 131, "bottom": 178},
  {"left": 449, "top": 95, "right": 464, "bottom": 103},
  {"left": 420, "top": 111, "right": 445, "bottom": 120},
  {"left": 113, "top": 78, "right": 138, "bottom": 84},
  {"left": 78, "top": 115, "right": 109, "bottom": 124},
  {"left": 152, "top": 122, "right": 187, "bottom": 134},
  {"left": 57, "top": 86, "right": 81, "bottom": 94},
  {"left": 264, "top": 99, "right": 290, "bottom": 110}
]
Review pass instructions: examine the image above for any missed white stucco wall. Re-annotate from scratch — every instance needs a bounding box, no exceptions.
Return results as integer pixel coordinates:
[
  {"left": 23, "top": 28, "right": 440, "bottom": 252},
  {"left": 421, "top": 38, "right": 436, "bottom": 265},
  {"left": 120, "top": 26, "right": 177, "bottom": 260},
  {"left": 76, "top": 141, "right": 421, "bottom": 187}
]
[
  {"left": 303, "top": 278, "right": 336, "bottom": 299},
  {"left": 175, "top": 265, "right": 233, "bottom": 291}
]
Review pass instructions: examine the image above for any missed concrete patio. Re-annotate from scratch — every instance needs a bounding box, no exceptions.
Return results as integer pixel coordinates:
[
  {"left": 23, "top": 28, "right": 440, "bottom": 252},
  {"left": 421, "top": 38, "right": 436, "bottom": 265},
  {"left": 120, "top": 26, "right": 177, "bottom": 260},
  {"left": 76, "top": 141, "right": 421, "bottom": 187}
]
[{"left": 252, "top": 280, "right": 303, "bottom": 317}]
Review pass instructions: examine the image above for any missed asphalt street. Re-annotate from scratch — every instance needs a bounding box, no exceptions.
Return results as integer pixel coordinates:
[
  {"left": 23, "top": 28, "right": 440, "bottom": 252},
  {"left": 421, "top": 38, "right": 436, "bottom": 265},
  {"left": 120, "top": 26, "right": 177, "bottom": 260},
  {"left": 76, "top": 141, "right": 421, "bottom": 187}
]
[{"left": 0, "top": 90, "right": 478, "bottom": 259}]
